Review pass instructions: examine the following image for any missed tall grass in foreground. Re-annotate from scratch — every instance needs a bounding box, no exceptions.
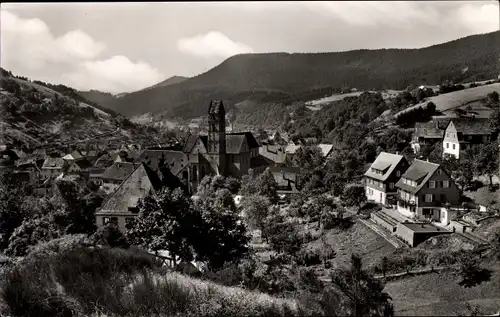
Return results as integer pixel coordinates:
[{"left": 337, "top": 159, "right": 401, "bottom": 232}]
[{"left": 0, "top": 246, "right": 303, "bottom": 317}]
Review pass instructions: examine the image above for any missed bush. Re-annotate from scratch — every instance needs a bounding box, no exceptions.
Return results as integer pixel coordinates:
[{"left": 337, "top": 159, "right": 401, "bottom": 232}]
[{"left": 295, "top": 248, "right": 322, "bottom": 267}]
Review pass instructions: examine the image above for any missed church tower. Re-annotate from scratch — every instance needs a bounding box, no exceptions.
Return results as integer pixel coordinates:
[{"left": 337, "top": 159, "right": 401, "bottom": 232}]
[{"left": 207, "top": 100, "right": 226, "bottom": 175}]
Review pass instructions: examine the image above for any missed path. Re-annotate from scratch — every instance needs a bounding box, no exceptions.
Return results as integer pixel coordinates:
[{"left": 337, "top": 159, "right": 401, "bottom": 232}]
[{"left": 358, "top": 218, "right": 406, "bottom": 248}]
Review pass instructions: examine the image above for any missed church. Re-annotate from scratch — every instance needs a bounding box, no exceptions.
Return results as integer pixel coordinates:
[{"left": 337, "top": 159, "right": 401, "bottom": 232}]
[{"left": 136, "top": 100, "right": 264, "bottom": 193}]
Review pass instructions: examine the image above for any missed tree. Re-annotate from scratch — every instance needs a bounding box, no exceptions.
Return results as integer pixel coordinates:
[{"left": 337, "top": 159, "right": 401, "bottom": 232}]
[
  {"left": 329, "top": 254, "right": 394, "bottom": 317},
  {"left": 442, "top": 154, "right": 473, "bottom": 192},
  {"left": 489, "top": 109, "right": 500, "bottom": 134},
  {"left": 257, "top": 168, "right": 279, "bottom": 204},
  {"left": 93, "top": 223, "right": 129, "bottom": 249},
  {"left": 241, "top": 194, "right": 271, "bottom": 231},
  {"left": 487, "top": 91, "right": 499, "bottom": 104},
  {"left": 126, "top": 188, "right": 198, "bottom": 263},
  {"left": 341, "top": 184, "right": 367, "bottom": 209},
  {"left": 0, "top": 172, "right": 30, "bottom": 250},
  {"left": 475, "top": 144, "right": 499, "bottom": 188},
  {"left": 192, "top": 188, "right": 250, "bottom": 270}
]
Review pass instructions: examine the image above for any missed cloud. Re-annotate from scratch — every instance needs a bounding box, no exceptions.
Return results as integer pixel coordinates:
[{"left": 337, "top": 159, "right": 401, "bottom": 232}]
[
  {"left": 0, "top": 10, "right": 105, "bottom": 70},
  {"left": 177, "top": 31, "right": 254, "bottom": 59},
  {"left": 297, "top": 1, "right": 498, "bottom": 33},
  {"left": 64, "top": 55, "right": 164, "bottom": 93}
]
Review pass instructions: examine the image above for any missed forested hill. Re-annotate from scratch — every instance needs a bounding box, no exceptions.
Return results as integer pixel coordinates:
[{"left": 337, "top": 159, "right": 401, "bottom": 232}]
[{"left": 107, "top": 31, "right": 500, "bottom": 118}]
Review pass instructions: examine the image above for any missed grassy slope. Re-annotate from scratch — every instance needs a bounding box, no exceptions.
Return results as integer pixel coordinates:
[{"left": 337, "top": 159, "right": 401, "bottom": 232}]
[
  {"left": 395, "top": 82, "right": 500, "bottom": 116},
  {"left": 385, "top": 263, "right": 500, "bottom": 316},
  {"left": 0, "top": 73, "right": 153, "bottom": 149}
]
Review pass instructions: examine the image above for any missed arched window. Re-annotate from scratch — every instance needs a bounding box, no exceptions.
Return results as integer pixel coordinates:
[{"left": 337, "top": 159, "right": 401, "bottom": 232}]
[
  {"left": 182, "top": 170, "right": 188, "bottom": 180},
  {"left": 193, "top": 165, "right": 198, "bottom": 180}
]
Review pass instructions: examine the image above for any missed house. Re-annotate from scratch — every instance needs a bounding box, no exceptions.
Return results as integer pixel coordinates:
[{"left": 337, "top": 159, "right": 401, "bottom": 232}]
[
  {"left": 66, "top": 159, "right": 93, "bottom": 178},
  {"left": 99, "top": 162, "right": 136, "bottom": 195},
  {"left": 413, "top": 119, "right": 450, "bottom": 148},
  {"left": 94, "top": 153, "right": 115, "bottom": 169},
  {"left": 15, "top": 156, "right": 42, "bottom": 184},
  {"left": 259, "top": 144, "right": 287, "bottom": 165},
  {"left": 442, "top": 118, "right": 496, "bottom": 159},
  {"left": 269, "top": 166, "right": 301, "bottom": 194},
  {"left": 364, "top": 152, "right": 409, "bottom": 205},
  {"left": 62, "top": 150, "right": 84, "bottom": 162},
  {"left": 395, "top": 159, "right": 461, "bottom": 225},
  {"left": 41, "top": 157, "right": 67, "bottom": 179},
  {"left": 285, "top": 144, "right": 302, "bottom": 161},
  {"left": 95, "top": 162, "right": 184, "bottom": 232}
]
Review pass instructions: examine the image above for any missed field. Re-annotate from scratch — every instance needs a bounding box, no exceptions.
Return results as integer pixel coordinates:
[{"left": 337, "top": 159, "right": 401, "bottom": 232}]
[
  {"left": 385, "top": 261, "right": 500, "bottom": 316},
  {"left": 396, "top": 83, "right": 500, "bottom": 116},
  {"left": 306, "top": 89, "right": 401, "bottom": 106}
]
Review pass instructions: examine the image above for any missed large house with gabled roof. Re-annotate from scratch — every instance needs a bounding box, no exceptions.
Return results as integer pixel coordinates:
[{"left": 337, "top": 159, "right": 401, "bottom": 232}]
[
  {"left": 99, "top": 162, "right": 137, "bottom": 195},
  {"left": 95, "top": 162, "right": 184, "bottom": 232},
  {"left": 442, "top": 118, "right": 496, "bottom": 159},
  {"left": 364, "top": 152, "right": 409, "bottom": 205},
  {"left": 395, "top": 159, "right": 461, "bottom": 225}
]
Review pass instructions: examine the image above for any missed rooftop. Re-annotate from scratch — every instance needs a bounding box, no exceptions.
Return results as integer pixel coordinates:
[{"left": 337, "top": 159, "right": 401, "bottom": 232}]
[
  {"left": 396, "top": 159, "right": 440, "bottom": 194},
  {"left": 364, "top": 152, "right": 405, "bottom": 182},
  {"left": 400, "top": 222, "right": 450, "bottom": 233}
]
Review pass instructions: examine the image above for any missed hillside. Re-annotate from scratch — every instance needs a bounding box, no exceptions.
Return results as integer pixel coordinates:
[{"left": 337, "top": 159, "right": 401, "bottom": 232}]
[
  {"left": 395, "top": 82, "right": 500, "bottom": 117},
  {"left": 141, "top": 75, "right": 189, "bottom": 91},
  {"left": 108, "top": 31, "right": 500, "bottom": 118},
  {"left": 0, "top": 69, "right": 158, "bottom": 151},
  {"left": 79, "top": 76, "right": 189, "bottom": 109}
]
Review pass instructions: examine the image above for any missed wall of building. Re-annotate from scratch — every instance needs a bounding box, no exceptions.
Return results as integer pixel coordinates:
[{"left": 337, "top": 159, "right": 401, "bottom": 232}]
[
  {"left": 365, "top": 186, "right": 386, "bottom": 204},
  {"left": 418, "top": 168, "right": 461, "bottom": 208},
  {"left": 395, "top": 223, "right": 415, "bottom": 246}
]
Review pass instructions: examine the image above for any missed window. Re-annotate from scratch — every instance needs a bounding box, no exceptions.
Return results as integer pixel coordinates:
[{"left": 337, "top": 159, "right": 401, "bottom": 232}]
[
  {"left": 389, "top": 182, "right": 394, "bottom": 190},
  {"left": 396, "top": 170, "right": 401, "bottom": 177},
  {"left": 443, "top": 180, "right": 450, "bottom": 188},
  {"left": 425, "top": 194, "right": 433, "bottom": 202},
  {"left": 429, "top": 181, "right": 436, "bottom": 188},
  {"left": 436, "top": 169, "right": 442, "bottom": 175},
  {"left": 446, "top": 143, "right": 449, "bottom": 149},
  {"left": 452, "top": 144, "right": 455, "bottom": 150},
  {"left": 110, "top": 217, "right": 118, "bottom": 225},
  {"left": 103, "top": 217, "right": 110, "bottom": 225},
  {"left": 440, "top": 194, "right": 446, "bottom": 202}
]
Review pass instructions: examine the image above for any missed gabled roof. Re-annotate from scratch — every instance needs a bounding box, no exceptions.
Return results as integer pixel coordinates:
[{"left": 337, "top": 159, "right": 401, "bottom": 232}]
[
  {"left": 269, "top": 167, "right": 301, "bottom": 187},
  {"left": 73, "top": 159, "right": 93, "bottom": 170},
  {"left": 136, "top": 149, "right": 188, "bottom": 176},
  {"left": 42, "top": 157, "right": 65, "bottom": 169},
  {"left": 395, "top": 159, "right": 440, "bottom": 194},
  {"left": 317, "top": 144, "right": 334, "bottom": 157},
  {"left": 226, "top": 134, "right": 248, "bottom": 154},
  {"left": 183, "top": 135, "right": 207, "bottom": 153},
  {"left": 227, "top": 132, "right": 260, "bottom": 149},
  {"left": 100, "top": 162, "right": 136, "bottom": 181},
  {"left": 414, "top": 120, "right": 448, "bottom": 139},
  {"left": 364, "top": 152, "right": 405, "bottom": 182},
  {"left": 97, "top": 163, "right": 163, "bottom": 215},
  {"left": 446, "top": 118, "right": 493, "bottom": 135}
]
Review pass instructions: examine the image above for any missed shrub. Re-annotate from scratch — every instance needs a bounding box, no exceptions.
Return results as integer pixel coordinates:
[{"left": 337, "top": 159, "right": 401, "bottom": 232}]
[{"left": 295, "top": 248, "right": 322, "bottom": 267}]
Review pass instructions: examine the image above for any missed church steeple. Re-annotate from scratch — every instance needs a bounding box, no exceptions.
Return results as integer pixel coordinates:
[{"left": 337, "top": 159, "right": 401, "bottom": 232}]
[{"left": 207, "top": 100, "right": 226, "bottom": 154}]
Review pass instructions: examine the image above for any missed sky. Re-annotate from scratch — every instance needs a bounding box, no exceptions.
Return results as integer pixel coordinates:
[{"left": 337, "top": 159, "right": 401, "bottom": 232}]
[{"left": 1, "top": 1, "right": 499, "bottom": 94}]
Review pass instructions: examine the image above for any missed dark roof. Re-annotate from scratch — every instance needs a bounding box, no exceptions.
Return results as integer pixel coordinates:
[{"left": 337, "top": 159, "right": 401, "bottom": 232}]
[
  {"left": 100, "top": 162, "right": 136, "bottom": 181},
  {"left": 364, "top": 152, "right": 405, "bottom": 182},
  {"left": 42, "top": 157, "right": 65, "bottom": 169},
  {"left": 396, "top": 159, "right": 440, "bottom": 194},
  {"left": 97, "top": 163, "right": 163, "bottom": 215},
  {"left": 414, "top": 120, "right": 448, "bottom": 139},
  {"left": 183, "top": 135, "right": 207, "bottom": 153},
  {"left": 269, "top": 167, "right": 300, "bottom": 187},
  {"left": 136, "top": 150, "right": 188, "bottom": 176},
  {"left": 251, "top": 154, "right": 275, "bottom": 168},
  {"left": 447, "top": 118, "right": 493, "bottom": 135},
  {"left": 226, "top": 134, "right": 248, "bottom": 154},
  {"left": 208, "top": 100, "right": 225, "bottom": 116},
  {"left": 74, "top": 159, "right": 93, "bottom": 170},
  {"left": 258, "top": 145, "right": 286, "bottom": 164},
  {"left": 227, "top": 132, "right": 260, "bottom": 149}
]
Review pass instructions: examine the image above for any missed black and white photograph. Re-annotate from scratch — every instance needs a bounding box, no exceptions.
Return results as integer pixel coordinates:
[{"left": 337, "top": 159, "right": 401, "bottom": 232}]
[{"left": 1, "top": 1, "right": 500, "bottom": 316}]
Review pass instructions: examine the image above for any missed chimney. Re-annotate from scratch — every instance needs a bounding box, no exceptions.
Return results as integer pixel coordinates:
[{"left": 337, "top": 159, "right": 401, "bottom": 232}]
[
  {"left": 396, "top": 151, "right": 399, "bottom": 155},
  {"left": 435, "top": 120, "right": 439, "bottom": 129},
  {"left": 426, "top": 158, "right": 429, "bottom": 162}
]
